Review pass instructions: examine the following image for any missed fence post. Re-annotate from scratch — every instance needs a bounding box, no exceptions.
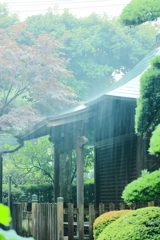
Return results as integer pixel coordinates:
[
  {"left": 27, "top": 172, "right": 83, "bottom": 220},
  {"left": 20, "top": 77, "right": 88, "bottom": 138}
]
[
  {"left": 68, "top": 203, "right": 74, "bottom": 240},
  {"left": 89, "top": 204, "right": 95, "bottom": 240},
  {"left": 21, "top": 195, "right": 27, "bottom": 211},
  {"left": 119, "top": 202, "right": 125, "bottom": 210},
  {"left": 78, "top": 203, "right": 84, "bottom": 240},
  {"left": 148, "top": 201, "right": 154, "bottom": 207},
  {"left": 57, "top": 197, "right": 64, "bottom": 240},
  {"left": 109, "top": 203, "right": 115, "bottom": 211},
  {"left": 32, "top": 194, "right": 38, "bottom": 239},
  {"left": 99, "top": 203, "right": 105, "bottom": 216}
]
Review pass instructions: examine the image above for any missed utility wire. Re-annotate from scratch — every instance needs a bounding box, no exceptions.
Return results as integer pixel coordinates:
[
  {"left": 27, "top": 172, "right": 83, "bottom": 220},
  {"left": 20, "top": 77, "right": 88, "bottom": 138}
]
[
  {"left": 11, "top": 4, "right": 127, "bottom": 13},
  {"left": 8, "top": 1, "right": 127, "bottom": 6},
  {"left": 7, "top": 0, "right": 112, "bottom": 3}
]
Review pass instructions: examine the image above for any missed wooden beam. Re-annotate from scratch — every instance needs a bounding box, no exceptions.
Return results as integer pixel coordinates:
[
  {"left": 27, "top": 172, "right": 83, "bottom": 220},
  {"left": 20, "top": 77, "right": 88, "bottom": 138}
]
[
  {"left": 54, "top": 145, "right": 60, "bottom": 202},
  {"left": 76, "top": 136, "right": 88, "bottom": 205},
  {"left": 0, "top": 155, "right": 2, "bottom": 203}
]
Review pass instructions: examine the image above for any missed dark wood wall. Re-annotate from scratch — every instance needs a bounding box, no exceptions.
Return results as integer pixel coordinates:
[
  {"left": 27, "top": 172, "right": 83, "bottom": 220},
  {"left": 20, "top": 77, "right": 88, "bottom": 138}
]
[
  {"left": 93, "top": 97, "right": 160, "bottom": 208},
  {"left": 94, "top": 98, "right": 138, "bottom": 208}
]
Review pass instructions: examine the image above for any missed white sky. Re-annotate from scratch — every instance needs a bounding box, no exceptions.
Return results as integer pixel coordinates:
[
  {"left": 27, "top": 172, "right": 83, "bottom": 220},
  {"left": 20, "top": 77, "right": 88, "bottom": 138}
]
[{"left": 1, "top": 0, "right": 132, "bottom": 21}]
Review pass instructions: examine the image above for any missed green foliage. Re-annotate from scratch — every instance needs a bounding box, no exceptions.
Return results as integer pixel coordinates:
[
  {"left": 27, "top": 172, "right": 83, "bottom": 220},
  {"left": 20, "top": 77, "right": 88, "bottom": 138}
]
[
  {"left": 119, "top": 0, "right": 160, "bottom": 26},
  {"left": 0, "top": 3, "right": 19, "bottom": 28},
  {"left": 25, "top": 10, "right": 157, "bottom": 101},
  {"left": 20, "top": 184, "right": 54, "bottom": 203},
  {"left": 135, "top": 56, "right": 160, "bottom": 135},
  {"left": 149, "top": 124, "right": 160, "bottom": 155},
  {"left": 3, "top": 137, "right": 54, "bottom": 186},
  {"left": 0, "top": 204, "right": 12, "bottom": 226},
  {"left": 93, "top": 210, "right": 132, "bottom": 240},
  {"left": 97, "top": 207, "right": 160, "bottom": 240},
  {"left": 0, "top": 204, "right": 34, "bottom": 240},
  {"left": 18, "top": 183, "right": 94, "bottom": 205},
  {"left": 72, "top": 183, "right": 94, "bottom": 207},
  {"left": 2, "top": 184, "right": 24, "bottom": 205},
  {"left": 122, "top": 169, "right": 160, "bottom": 205}
]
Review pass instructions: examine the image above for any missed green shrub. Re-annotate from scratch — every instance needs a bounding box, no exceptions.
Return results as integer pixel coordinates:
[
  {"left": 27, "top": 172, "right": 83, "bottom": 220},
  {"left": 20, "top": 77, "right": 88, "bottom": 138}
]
[
  {"left": 149, "top": 124, "right": 160, "bottom": 156},
  {"left": 2, "top": 185, "right": 24, "bottom": 205},
  {"left": 0, "top": 203, "right": 34, "bottom": 240},
  {"left": 93, "top": 210, "right": 132, "bottom": 240},
  {"left": 122, "top": 169, "right": 160, "bottom": 205},
  {"left": 20, "top": 184, "right": 54, "bottom": 202},
  {"left": 97, "top": 207, "right": 160, "bottom": 240}
]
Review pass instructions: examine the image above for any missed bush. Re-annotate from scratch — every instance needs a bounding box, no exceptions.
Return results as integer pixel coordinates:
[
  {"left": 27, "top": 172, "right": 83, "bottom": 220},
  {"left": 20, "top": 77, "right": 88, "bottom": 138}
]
[
  {"left": 20, "top": 184, "right": 54, "bottom": 203},
  {"left": 149, "top": 124, "right": 160, "bottom": 156},
  {"left": 122, "top": 169, "right": 160, "bottom": 205},
  {"left": 2, "top": 185, "right": 24, "bottom": 205},
  {"left": 97, "top": 207, "right": 160, "bottom": 240},
  {"left": 93, "top": 210, "right": 132, "bottom": 240}
]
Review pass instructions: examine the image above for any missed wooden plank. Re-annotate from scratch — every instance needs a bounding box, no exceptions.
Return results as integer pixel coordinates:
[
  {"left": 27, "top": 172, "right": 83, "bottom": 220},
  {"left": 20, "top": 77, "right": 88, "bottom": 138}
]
[
  {"left": 57, "top": 198, "right": 64, "bottom": 240},
  {"left": 89, "top": 204, "right": 94, "bottom": 240},
  {"left": 32, "top": 202, "right": 37, "bottom": 239},
  {"left": 68, "top": 203, "right": 74, "bottom": 240},
  {"left": 78, "top": 204, "right": 84, "bottom": 240}
]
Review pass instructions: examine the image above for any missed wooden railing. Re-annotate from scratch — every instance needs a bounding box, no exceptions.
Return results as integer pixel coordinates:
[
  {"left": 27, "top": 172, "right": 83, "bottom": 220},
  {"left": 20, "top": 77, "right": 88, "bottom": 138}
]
[{"left": 11, "top": 196, "right": 159, "bottom": 240}]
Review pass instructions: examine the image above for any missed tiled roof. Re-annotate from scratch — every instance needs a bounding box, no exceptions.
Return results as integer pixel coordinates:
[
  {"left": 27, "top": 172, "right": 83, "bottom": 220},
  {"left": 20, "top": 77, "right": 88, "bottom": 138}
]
[
  {"left": 15, "top": 44, "right": 160, "bottom": 141},
  {"left": 87, "top": 45, "right": 160, "bottom": 103}
]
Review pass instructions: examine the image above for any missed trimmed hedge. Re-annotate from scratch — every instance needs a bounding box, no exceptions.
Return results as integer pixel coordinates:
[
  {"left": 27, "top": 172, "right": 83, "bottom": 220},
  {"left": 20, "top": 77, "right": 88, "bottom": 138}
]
[
  {"left": 2, "top": 185, "right": 24, "bottom": 205},
  {"left": 122, "top": 169, "right": 160, "bottom": 205},
  {"left": 97, "top": 207, "right": 160, "bottom": 240},
  {"left": 93, "top": 210, "right": 132, "bottom": 240}
]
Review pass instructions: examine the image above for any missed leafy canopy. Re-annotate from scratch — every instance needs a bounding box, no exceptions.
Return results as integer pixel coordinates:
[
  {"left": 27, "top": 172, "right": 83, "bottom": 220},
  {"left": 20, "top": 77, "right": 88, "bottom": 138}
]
[
  {"left": 149, "top": 124, "right": 160, "bottom": 155},
  {"left": 135, "top": 56, "right": 160, "bottom": 136},
  {"left": 0, "top": 25, "right": 76, "bottom": 133},
  {"left": 25, "top": 10, "right": 158, "bottom": 100},
  {"left": 119, "top": 0, "right": 160, "bottom": 26},
  {"left": 0, "top": 3, "right": 19, "bottom": 28}
]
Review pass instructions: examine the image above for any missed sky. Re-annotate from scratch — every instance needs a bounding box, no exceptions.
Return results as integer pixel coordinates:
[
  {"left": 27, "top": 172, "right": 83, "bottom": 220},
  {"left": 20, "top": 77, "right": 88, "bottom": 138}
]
[{"left": 1, "top": 0, "right": 132, "bottom": 21}]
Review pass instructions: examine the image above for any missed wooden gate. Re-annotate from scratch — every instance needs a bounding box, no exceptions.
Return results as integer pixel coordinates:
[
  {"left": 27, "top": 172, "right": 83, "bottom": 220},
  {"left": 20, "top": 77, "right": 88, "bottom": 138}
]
[{"left": 34, "top": 203, "right": 57, "bottom": 240}]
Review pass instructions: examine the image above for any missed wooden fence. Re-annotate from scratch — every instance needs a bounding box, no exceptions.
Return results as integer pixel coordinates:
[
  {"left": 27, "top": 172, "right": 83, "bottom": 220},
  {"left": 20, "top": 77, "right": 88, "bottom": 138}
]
[{"left": 11, "top": 197, "right": 158, "bottom": 240}]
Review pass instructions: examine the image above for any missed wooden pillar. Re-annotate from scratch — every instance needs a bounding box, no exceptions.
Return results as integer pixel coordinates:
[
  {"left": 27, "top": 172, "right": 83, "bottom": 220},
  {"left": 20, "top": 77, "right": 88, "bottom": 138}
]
[
  {"left": 76, "top": 136, "right": 88, "bottom": 205},
  {"left": 59, "top": 151, "right": 72, "bottom": 205},
  {"left": 8, "top": 175, "right": 11, "bottom": 209},
  {"left": 0, "top": 155, "right": 2, "bottom": 203},
  {"left": 54, "top": 145, "right": 60, "bottom": 202}
]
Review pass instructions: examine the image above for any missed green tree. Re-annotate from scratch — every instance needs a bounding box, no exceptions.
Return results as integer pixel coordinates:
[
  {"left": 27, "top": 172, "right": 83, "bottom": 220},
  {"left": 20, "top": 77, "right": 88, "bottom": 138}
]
[
  {"left": 119, "top": 0, "right": 160, "bottom": 26},
  {"left": 0, "top": 25, "right": 76, "bottom": 133},
  {"left": 3, "top": 137, "right": 94, "bottom": 187},
  {"left": 25, "top": 11, "right": 158, "bottom": 100},
  {"left": 135, "top": 56, "right": 160, "bottom": 136},
  {"left": 3, "top": 137, "right": 54, "bottom": 186},
  {"left": 0, "top": 3, "right": 19, "bottom": 28}
]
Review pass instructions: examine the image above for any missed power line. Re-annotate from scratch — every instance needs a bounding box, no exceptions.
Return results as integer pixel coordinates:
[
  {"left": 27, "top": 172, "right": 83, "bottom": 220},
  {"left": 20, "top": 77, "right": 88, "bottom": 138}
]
[
  {"left": 11, "top": 4, "right": 127, "bottom": 13},
  {"left": 7, "top": 0, "right": 112, "bottom": 3},
  {"left": 8, "top": 1, "right": 127, "bottom": 6}
]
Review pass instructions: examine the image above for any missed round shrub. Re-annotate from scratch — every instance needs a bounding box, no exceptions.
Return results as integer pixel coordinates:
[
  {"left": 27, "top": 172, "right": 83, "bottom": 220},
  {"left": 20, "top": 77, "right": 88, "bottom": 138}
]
[
  {"left": 97, "top": 207, "right": 160, "bottom": 240},
  {"left": 122, "top": 169, "right": 160, "bottom": 205},
  {"left": 93, "top": 210, "right": 132, "bottom": 240}
]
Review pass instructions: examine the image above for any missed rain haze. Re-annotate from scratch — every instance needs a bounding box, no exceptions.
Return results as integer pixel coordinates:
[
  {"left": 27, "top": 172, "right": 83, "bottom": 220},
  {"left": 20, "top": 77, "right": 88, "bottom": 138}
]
[{"left": 0, "top": 1, "right": 160, "bottom": 239}]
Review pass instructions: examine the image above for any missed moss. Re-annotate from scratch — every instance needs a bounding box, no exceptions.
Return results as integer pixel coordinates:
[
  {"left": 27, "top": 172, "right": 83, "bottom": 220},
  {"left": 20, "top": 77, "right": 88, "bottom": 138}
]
[
  {"left": 97, "top": 207, "right": 160, "bottom": 240},
  {"left": 93, "top": 210, "right": 132, "bottom": 240}
]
